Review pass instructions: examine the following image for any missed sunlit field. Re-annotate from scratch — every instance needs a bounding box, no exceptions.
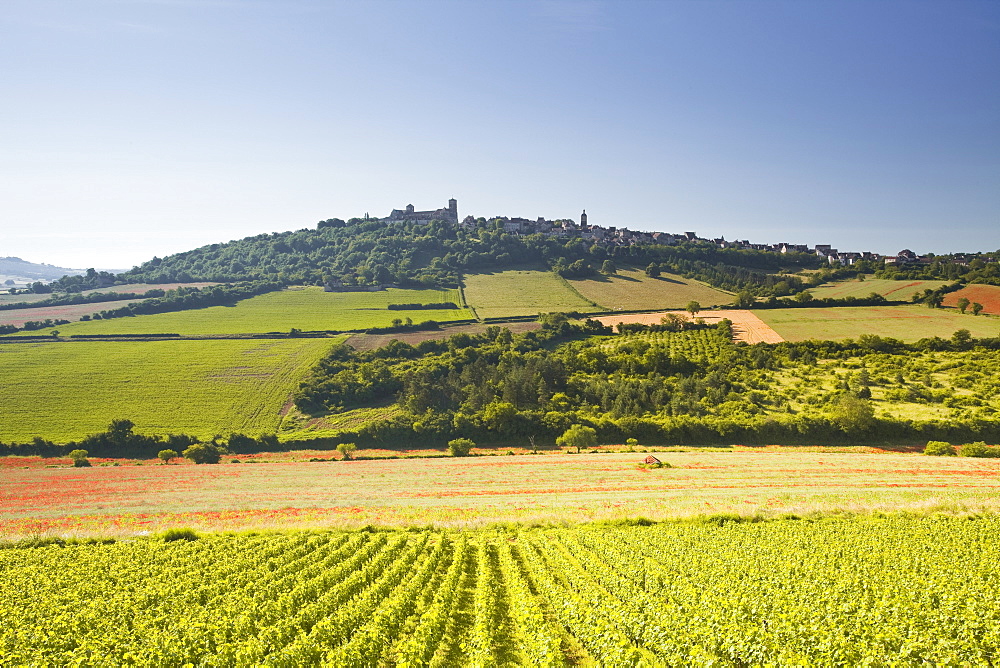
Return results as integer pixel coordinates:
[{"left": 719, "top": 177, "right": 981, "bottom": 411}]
[
  {"left": 3, "top": 450, "right": 998, "bottom": 537},
  {"left": 756, "top": 305, "right": 1000, "bottom": 341}
]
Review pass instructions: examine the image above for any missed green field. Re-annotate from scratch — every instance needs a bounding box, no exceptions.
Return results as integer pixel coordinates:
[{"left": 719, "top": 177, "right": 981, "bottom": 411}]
[
  {"left": 462, "top": 269, "right": 599, "bottom": 319},
  {"left": 568, "top": 267, "right": 733, "bottom": 310},
  {"left": 807, "top": 278, "right": 950, "bottom": 301},
  {"left": 0, "top": 338, "right": 335, "bottom": 442},
  {"left": 756, "top": 305, "right": 1000, "bottom": 342},
  {"left": 33, "top": 286, "right": 473, "bottom": 336},
  {"left": 2, "top": 518, "right": 999, "bottom": 665}
]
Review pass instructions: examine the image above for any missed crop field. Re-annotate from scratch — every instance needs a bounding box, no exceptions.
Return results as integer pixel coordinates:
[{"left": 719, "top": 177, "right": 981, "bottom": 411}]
[
  {"left": 462, "top": 269, "right": 599, "bottom": 319},
  {"left": 4, "top": 451, "right": 1000, "bottom": 536},
  {"left": 807, "top": 278, "right": 949, "bottom": 301},
  {"left": 0, "top": 299, "right": 143, "bottom": 328},
  {"left": 0, "top": 338, "right": 335, "bottom": 442},
  {"left": 2, "top": 517, "right": 999, "bottom": 665},
  {"left": 593, "top": 309, "right": 784, "bottom": 344},
  {"left": 569, "top": 267, "right": 733, "bottom": 311},
  {"left": 36, "top": 286, "right": 473, "bottom": 336},
  {"left": 944, "top": 284, "right": 1000, "bottom": 315},
  {"left": 755, "top": 305, "right": 1000, "bottom": 342}
]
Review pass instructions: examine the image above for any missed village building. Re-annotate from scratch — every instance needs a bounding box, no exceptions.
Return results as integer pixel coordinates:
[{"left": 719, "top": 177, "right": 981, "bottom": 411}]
[{"left": 385, "top": 199, "right": 458, "bottom": 224}]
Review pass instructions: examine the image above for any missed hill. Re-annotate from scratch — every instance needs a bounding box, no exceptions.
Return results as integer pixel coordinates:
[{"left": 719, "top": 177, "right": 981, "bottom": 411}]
[{"left": 0, "top": 257, "right": 84, "bottom": 286}]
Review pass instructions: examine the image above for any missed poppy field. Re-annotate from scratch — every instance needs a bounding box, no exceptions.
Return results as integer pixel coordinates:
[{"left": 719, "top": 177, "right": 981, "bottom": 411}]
[
  {"left": 4, "top": 451, "right": 1000, "bottom": 537},
  {"left": 2, "top": 517, "right": 998, "bottom": 665}
]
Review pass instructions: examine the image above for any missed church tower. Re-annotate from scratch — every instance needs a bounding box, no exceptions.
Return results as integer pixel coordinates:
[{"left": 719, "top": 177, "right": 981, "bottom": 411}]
[
  {"left": 448, "top": 198, "right": 458, "bottom": 221},
  {"left": 580, "top": 209, "right": 588, "bottom": 227}
]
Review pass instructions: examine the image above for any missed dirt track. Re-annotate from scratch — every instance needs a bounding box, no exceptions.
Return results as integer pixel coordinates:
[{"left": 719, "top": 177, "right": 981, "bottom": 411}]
[{"left": 594, "top": 309, "right": 784, "bottom": 344}]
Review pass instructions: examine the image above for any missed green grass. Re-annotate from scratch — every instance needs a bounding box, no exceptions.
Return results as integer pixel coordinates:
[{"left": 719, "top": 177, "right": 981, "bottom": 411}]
[
  {"left": 0, "top": 338, "right": 336, "bottom": 442},
  {"left": 807, "top": 278, "right": 950, "bottom": 301},
  {"left": 569, "top": 267, "right": 733, "bottom": 310},
  {"left": 756, "top": 305, "right": 1000, "bottom": 342},
  {"left": 462, "top": 269, "right": 600, "bottom": 319},
  {"left": 34, "top": 286, "right": 473, "bottom": 336}
]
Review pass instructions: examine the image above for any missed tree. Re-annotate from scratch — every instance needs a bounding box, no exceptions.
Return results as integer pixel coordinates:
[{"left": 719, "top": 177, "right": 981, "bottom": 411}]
[
  {"left": 337, "top": 442, "right": 357, "bottom": 460},
  {"left": 448, "top": 438, "right": 475, "bottom": 457},
  {"left": 685, "top": 301, "right": 701, "bottom": 317},
  {"left": 957, "top": 297, "right": 970, "bottom": 314},
  {"left": 600, "top": 260, "right": 617, "bottom": 275},
  {"left": 157, "top": 449, "right": 178, "bottom": 464},
  {"left": 830, "top": 395, "right": 875, "bottom": 432},
  {"left": 625, "top": 437, "right": 639, "bottom": 451},
  {"left": 68, "top": 449, "right": 90, "bottom": 467},
  {"left": 644, "top": 263, "right": 660, "bottom": 278},
  {"left": 556, "top": 424, "right": 597, "bottom": 453},
  {"left": 183, "top": 443, "right": 223, "bottom": 464},
  {"left": 734, "top": 290, "right": 755, "bottom": 309},
  {"left": 972, "top": 302, "right": 984, "bottom": 316}
]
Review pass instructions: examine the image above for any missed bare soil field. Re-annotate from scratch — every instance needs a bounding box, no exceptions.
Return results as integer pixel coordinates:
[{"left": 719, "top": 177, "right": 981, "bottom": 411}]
[
  {"left": 0, "top": 299, "right": 143, "bottom": 328},
  {"left": 943, "top": 284, "right": 1000, "bottom": 315},
  {"left": 593, "top": 309, "right": 784, "bottom": 344},
  {"left": 344, "top": 321, "right": 542, "bottom": 351}
]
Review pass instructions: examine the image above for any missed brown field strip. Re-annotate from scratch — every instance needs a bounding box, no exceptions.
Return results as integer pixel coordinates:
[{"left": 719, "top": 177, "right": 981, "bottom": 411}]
[{"left": 593, "top": 309, "right": 784, "bottom": 344}]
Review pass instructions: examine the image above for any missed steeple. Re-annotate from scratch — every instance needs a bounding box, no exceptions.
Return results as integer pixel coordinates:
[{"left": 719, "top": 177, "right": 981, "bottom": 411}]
[{"left": 580, "top": 209, "right": 588, "bottom": 227}]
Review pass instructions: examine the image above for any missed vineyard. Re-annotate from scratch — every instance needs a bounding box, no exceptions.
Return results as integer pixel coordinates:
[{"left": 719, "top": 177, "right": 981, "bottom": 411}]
[{"left": 2, "top": 518, "right": 998, "bottom": 665}]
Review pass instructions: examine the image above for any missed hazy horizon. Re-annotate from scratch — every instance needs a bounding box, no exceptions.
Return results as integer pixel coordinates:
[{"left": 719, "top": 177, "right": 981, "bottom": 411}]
[{"left": 3, "top": 0, "right": 998, "bottom": 269}]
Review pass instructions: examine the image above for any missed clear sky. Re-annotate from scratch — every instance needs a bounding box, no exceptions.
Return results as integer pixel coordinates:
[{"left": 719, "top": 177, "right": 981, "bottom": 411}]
[{"left": 2, "top": 0, "right": 998, "bottom": 270}]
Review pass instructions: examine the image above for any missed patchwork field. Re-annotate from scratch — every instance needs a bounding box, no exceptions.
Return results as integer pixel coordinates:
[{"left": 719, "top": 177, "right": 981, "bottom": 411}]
[
  {"left": 807, "top": 278, "right": 949, "bottom": 301},
  {"left": 30, "top": 286, "right": 473, "bottom": 336},
  {"left": 756, "top": 305, "right": 1000, "bottom": 342},
  {"left": 2, "top": 518, "right": 998, "bottom": 665},
  {"left": 944, "top": 283, "right": 1000, "bottom": 315},
  {"left": 0, "top": 338, "right": 335, "bottom": 442},
  {"left": 568, "top": 268, "right": 733, "bottom": 311},
  {"left": 462, "top": 269, "right": 598, "bottom": 319},
  {"left": 3, "top": 451, "right": 999, "bottom": 535}
]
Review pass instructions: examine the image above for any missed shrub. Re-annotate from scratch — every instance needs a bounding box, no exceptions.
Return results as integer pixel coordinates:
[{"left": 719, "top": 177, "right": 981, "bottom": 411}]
[
  {"left": 924, "top": 441, "right": 956, "bottom": 456},
  {"left": 447, "top": 438, "right": 475, "bottom": 457},
  {"left": 183, "top": 443, "right": 223, "bottom": 464},
  {"left": 337, "top": 442, "right": 358, "bottom": 460},
  {"left": 958, "top": 441, "right": 998, "bottom": 458},
  {"left": 68, "top": 449, "right": 90, "bottom": 467},
  {"left": 161, "top": 527, "right": 199, "bottom": 542},
  {"left": 157, "top": 449, "right": 179, "bottom": 464}
]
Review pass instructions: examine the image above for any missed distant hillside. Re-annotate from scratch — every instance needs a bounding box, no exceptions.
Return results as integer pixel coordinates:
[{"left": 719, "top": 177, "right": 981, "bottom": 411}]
[
  {"left": 0, "top": 257, "right": 84, "bottom": 284},
  {"left": 117, "top": 218, "right": 821, "bottom": 297}
]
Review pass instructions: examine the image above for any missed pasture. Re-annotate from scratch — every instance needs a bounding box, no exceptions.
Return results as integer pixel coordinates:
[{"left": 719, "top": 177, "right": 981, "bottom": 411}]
[
  {"left": 807, "top": 278, "right": 949, "bottom": 301},
  {"left": 35, "top": 286, "right": 473, "bottom": 336},
  {"left": 755, "top": 305, "right": 1000, "bottom": 342},
  {"left": 944, "top": 283, "right": 1000, "bottom": 315},
  {"left": 3, "top": 451, "right": 999, "bottom": 535},
  {"left": 569, "top": 267, "right": 733, "bottom": 311},
  {"left": 0, "top": 338, "right": 334, "bottom": 442},
  {"left": 462, "top": 269, "right": 598, "bottom": 319},
  {"left": 2, "top": 518, "right": 998, "bottom": 665}
]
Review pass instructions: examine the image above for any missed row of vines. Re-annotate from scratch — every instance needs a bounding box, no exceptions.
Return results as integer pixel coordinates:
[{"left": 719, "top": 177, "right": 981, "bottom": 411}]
[{"left": 2, "top": 518, "right": 998, "bottom": 665}]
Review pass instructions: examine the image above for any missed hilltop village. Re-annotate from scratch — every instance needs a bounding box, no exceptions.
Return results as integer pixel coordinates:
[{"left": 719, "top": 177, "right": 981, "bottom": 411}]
[{"left": 381, "top": 198, "right": 956, "bottom": 268}]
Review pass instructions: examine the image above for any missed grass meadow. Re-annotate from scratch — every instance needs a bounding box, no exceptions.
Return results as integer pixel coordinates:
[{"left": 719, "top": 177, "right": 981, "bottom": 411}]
[
  {"left": 756, "top": 305, "right": 1000, "bottom": 342},
  {"left": 36, "top": 286, "right": 473, "bottom": 336},
  {"left": 462, "top": 269, "right": 599, "bottom": 319},
  {"left": 807, "top": 278, "right": 949, "bottom": 301},
  {"left": 568, "top": 267, "right": 733, "bottom": 311},
  {"left": 0, "top": 338, "right": 335, "bottom": 442},
  {"left": 3, "top": 450, "right": 999, "bottom": 536}
]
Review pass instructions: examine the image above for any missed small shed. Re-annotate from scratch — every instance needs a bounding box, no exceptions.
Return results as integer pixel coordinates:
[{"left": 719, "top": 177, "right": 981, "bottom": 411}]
[{"left": 643, "top": 455, "right": 661, "bottom": 465}]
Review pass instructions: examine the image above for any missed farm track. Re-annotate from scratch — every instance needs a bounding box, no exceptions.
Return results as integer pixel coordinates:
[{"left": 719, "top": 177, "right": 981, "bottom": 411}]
[{"left": 3, "top": 519, "right": 1000, "bottom": 665}]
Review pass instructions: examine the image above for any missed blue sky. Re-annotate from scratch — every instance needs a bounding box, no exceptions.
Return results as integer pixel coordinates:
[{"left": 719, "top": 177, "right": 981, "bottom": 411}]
[{"left": 2, "top": 0, "right": 998, "bottom": 269}]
